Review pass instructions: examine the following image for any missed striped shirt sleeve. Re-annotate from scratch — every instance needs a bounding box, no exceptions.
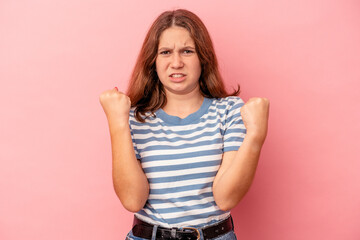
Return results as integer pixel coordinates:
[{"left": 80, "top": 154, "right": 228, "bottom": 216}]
[
  {"left": 129, "top": 111, "right": 140, "bottom": 159},
  {"left": 223, "top": 97, "right": 247, "bottom": 152}
]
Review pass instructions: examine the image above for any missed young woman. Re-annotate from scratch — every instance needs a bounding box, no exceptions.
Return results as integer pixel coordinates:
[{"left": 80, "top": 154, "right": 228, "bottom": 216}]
[{"left": 100, "top": 9, "right": 269, "bottom": 240}]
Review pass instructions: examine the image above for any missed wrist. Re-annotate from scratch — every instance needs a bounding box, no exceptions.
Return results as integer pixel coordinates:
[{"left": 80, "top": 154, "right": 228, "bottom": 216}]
[
  {"left": 244, "top": 131, "right": 266, "bottom": 150},
  {"left": 107, "top": 116, "right": 130, "bottom": 131}
]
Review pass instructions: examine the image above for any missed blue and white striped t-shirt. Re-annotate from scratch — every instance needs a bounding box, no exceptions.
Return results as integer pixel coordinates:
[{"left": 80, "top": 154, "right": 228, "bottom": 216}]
[{"left": 129, "top": 96, "right": 246, "bottom": 228}]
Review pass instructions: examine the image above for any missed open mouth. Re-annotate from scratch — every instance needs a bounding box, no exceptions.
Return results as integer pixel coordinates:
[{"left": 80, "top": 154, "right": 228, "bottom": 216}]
[
  {"left": 169, "top": 73, "right": 186, "bottom": 78},
  {"left": 169, "top": 73, "right": 187, "bottom": 82}
]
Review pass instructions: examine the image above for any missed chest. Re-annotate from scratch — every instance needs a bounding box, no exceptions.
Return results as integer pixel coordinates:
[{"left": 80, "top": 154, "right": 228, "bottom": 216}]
[{"left": 134, "top": 120, "right": 224, "bottom": 182}]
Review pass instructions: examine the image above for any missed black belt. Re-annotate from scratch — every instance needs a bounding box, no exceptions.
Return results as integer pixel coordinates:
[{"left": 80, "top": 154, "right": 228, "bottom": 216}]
[{"left": 132, "top": 215, "right": 234, "bottom": 240}]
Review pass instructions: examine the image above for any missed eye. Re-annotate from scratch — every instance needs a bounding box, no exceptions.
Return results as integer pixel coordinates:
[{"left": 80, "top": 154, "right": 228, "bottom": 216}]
[
  {"left": 159, "top": 50, "right": 170, "bottom": 55},
  {"left": 183, "top": 49, "right": 194, "bottom": 54}
]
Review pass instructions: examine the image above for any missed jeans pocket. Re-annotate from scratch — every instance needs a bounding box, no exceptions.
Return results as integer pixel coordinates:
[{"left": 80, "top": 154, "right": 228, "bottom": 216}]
[
  {"left": 125, "top": 230, "right": 149, "bottom": 240},
  {"left": 208, "top": 230, "right": 237, "bottom": 240}
]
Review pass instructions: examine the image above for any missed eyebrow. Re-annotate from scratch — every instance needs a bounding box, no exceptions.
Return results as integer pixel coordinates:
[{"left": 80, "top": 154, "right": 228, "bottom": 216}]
[{"left": 158, "top": 46, "right": 196, "bottom": 52}]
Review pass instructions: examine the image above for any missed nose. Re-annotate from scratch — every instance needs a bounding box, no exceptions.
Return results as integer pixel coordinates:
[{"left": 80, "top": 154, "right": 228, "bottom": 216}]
[{"left": 170, "top": 53, "right": 184, "bottom": 68}]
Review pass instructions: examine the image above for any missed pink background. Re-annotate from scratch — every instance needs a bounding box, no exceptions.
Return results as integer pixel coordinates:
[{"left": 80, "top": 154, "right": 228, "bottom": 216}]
[{"left": 1, "top": 0, "right": 359, "bottom": 239}]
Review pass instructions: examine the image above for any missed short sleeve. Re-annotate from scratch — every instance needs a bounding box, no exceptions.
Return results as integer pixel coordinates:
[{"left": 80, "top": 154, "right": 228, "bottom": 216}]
[
  {"left": 223, "top": 97, "right": 247, "bottom": 152},
  {"left": 129, "top": 111, "right": 141, "bottom": 160}
]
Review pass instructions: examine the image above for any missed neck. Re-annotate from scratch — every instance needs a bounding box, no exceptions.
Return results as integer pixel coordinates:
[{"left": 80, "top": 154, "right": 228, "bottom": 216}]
[{"left": 163, "top": 90, "right": 204, "bottom": 119}]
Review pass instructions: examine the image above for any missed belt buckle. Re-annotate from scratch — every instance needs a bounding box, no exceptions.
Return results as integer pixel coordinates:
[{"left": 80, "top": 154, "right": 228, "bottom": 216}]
[{"left": 182, "top": 227, "right": 200, "bottom": 240}]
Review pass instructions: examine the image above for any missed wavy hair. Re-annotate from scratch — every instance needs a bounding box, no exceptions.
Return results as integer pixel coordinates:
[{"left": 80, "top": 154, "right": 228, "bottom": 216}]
[{"left": 126, "top": 9, "right": 239, "bottom": 122}]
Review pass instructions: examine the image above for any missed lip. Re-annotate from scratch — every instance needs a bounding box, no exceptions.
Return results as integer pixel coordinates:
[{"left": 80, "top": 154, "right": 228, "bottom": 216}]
[{"left": 169, "top": 73, "right": 186, "bottom": 83}]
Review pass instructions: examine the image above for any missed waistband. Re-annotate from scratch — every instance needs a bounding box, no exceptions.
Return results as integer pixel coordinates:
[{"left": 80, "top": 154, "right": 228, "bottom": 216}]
[{"left": 132, "top": 215, "right": 234, "bottom": 240}]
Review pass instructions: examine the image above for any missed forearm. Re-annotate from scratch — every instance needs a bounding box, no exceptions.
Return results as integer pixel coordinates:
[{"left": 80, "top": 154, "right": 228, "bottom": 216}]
[
  {"left": 108, "top": 120, "right": 149, "bottom": 212},
  {"left": 213, "top": 134, "right": 263, "bottom": 211}
]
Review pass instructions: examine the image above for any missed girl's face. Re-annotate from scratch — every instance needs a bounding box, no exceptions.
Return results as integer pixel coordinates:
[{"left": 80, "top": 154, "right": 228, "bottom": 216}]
[{"left": 155, "top": 26, "right": 202, "bottom": 97}]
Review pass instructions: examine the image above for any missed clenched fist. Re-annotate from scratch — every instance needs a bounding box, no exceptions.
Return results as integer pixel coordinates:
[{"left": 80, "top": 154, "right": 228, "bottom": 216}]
[
  {"left": 99, "top": 87, "right": 131, "bottom": 125},
  {"left": 240, "top": 97, "right": 270, "bottom": 144}
]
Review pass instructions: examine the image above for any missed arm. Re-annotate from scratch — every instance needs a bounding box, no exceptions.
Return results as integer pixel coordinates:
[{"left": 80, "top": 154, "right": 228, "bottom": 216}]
[
  {"left": 100, "top": 88, "right": 149, "bottom": 212},
  {"left": 213, "top": 97, "right": 269, "bottom": 211}
]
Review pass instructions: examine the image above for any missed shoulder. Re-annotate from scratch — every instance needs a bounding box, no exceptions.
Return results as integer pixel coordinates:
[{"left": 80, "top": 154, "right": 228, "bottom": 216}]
[
  {"left": 210, "top": 96, "right": 245, "bottom": 110},
  {"left": 204, "top": 97, "right": 245, "bottom": 124}
]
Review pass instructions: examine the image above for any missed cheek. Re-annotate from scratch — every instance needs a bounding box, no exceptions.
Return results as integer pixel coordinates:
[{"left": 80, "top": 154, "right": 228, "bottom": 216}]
[
  {"left": 155, "top": 60, "right": 167, "bottom": 83},
  {"left": 155, "top": 59, "right": 166, "bottom": 74},
  {"left": 193, "top": 61, "right": 202, "bottom": 77}
]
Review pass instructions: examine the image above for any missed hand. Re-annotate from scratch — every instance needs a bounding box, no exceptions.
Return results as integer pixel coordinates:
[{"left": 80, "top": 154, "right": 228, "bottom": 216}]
[
  {"left": 240, "top": 97, "right": 270, "bottom": 144},
  {"left": 99, "top": 87, "right": 131, "bottom": 124}
]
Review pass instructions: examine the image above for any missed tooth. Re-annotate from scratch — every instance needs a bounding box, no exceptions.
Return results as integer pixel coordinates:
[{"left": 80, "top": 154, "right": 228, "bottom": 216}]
[{"left": 172, "top": 74, "right": 183, "bottom": 77}]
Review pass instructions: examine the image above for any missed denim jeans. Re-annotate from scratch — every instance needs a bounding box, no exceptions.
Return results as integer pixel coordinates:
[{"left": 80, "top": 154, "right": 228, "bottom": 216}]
[
  {"left": 126, "top": 230, "right": 237, "bottom": 240},
  {"left": 125, "top": 218, "right": 237, "bottom": 240}
]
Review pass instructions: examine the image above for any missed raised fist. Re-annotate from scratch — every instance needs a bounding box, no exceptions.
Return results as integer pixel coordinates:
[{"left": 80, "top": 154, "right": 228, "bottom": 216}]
[
  {"left": 99, "top": 87, "right": 131, "bottom": 124},
  {"left": 240, "top": 97, "right": 270, "bottom": 144}
]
